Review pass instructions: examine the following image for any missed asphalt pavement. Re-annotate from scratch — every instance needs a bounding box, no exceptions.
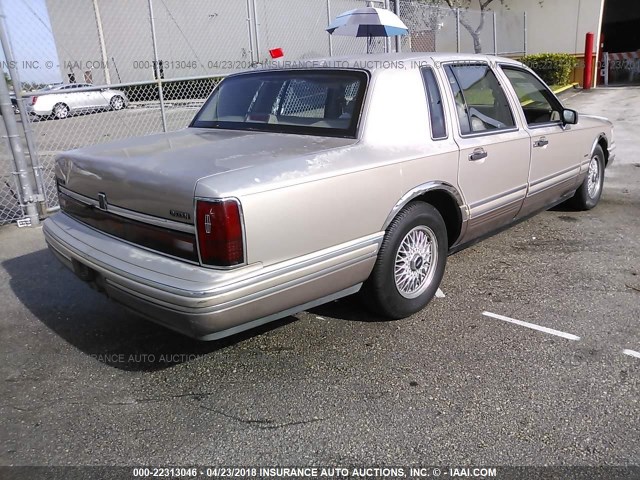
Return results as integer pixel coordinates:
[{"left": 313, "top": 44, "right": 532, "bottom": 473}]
[{"left": 0, "top": 86, "right": 639, "bottom": 470}]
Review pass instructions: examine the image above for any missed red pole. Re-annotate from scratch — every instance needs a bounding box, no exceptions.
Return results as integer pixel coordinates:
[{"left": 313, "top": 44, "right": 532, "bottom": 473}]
[{"left": 584, "top": 32, "right": 595, "bottom": 90}]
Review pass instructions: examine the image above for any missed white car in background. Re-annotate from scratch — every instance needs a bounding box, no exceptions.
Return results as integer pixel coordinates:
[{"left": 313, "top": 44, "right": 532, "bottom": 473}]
[{"left": 27, "top": 83, "right": 129, "bottom": 119}]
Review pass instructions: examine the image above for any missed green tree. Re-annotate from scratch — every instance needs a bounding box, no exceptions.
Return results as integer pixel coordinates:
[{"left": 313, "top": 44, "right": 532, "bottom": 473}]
[{"left": 445, "top": 0, "right": 504, "bottom": 53}]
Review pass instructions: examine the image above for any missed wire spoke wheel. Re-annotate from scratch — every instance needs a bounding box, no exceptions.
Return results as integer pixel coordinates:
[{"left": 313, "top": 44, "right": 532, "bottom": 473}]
[
  {"left": 361, "top": 202, "right": 447, "bottom": 319},
  {"left": 393, "top": 225, "right": 438, "bottom": 299},
  {"left": 587, "top": 155, "right": 602, "bottom": 199}
]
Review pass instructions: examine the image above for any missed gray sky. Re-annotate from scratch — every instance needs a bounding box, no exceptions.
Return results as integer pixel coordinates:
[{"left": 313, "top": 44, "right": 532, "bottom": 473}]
[{"left": 1, "top": 0, "right": 61, "bottom": 85}]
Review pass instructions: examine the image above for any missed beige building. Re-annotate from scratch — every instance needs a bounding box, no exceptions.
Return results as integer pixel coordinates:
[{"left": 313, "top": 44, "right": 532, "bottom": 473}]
[
  {"left": 401, "top": 0, "right": 605, "bottom": 85},
  {"left": 44, "top": 0, "right": 607, "bottom": 87},
  {"left": 410, "top": 0, "right": 605, "bottom": 55},
  {"left": 508, "top": 0, "right": 605, "bottom": 55}
]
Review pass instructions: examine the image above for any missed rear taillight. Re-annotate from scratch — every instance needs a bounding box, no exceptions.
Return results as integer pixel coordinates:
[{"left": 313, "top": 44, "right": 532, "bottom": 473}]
[
  {"left": 31, "top": 96, "right": 38, "bottom": 105},
  {"left": 196, "top": 198, "right": 244, "bottom": 267}
]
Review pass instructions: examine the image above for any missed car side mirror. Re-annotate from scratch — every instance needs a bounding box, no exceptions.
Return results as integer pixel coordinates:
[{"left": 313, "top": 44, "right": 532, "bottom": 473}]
[{"left": 562, "top": 109, "right": 578, "bottom": 125}]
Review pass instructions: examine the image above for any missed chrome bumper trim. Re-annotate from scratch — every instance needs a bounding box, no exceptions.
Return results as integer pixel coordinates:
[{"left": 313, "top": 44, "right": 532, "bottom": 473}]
[
  {"left": 58, "top": 185, "right": 195, "bottom": 233},
  {"left": 43, "top": 213, "right": 381, "bottom": 339}
]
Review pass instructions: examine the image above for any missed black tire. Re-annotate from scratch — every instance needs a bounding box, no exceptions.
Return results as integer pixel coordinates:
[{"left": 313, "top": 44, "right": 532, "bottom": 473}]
[
  {"left": 569, "top": 145, "right": 605, "bottom": 210},
  {"left": 361, "top": 202, "right": 448, "bottom": 319},
  {"left": 110, "top": 95, "right": 125, "bottom": 111},
  {"left": 52, "top": 103, "right": 69, "bottom": 120}
]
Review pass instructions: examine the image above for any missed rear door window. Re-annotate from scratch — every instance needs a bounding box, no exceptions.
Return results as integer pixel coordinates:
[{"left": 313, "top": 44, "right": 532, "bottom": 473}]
[{"left": 444, "top": 64, "right": 516, "bottom": 135}]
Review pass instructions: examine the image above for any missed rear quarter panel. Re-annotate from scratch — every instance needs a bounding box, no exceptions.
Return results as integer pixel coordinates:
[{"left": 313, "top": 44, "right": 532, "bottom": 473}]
[{"left": 239, "top": 148, "right": 459, "bottom": 266}]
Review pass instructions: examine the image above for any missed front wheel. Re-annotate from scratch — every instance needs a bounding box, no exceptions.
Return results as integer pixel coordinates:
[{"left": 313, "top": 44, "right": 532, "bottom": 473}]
[
  {"left": 569, "top": 145, "right": 605, "bottom": 210},
  {"left": 361, "top": 202, "right": 448, "bottom": 319}
]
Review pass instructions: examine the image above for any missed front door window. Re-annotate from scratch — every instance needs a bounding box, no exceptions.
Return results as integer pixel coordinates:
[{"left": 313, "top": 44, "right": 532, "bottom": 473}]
[{"left": 501, "top": 67, "right": 563, "bottom": 126}]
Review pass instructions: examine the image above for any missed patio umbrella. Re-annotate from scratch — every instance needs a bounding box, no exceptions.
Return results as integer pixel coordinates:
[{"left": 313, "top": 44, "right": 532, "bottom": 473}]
[{"left": 326, "top": 6, "right": 409, "bottom": 53}]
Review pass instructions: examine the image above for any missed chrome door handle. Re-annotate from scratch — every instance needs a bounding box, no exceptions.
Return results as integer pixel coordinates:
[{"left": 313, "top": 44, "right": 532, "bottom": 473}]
[
  {"left": 469, "top": 148, "right": 488, "bottom": 161},
  {"left": 534, "top": 138, "right": 549, "bottom": 148}
]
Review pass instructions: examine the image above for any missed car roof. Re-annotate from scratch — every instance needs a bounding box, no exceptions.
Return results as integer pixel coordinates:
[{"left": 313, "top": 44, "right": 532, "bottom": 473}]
[{"left": 253, "top": 52, "right": 524, "bottom": 73}]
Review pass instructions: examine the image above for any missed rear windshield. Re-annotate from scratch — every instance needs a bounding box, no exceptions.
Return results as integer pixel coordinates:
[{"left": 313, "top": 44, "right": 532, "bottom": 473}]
[{"left": 190, "top": 70, "right": 368, "bottom": 138}]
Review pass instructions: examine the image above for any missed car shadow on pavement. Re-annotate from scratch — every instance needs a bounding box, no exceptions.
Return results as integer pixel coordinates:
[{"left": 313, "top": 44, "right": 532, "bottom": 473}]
[
  {"left": 549, "top": 203, "right": 580, "bottom": 213},
  {"left": 2, "top": 248, "right": 296, "bottom": 372},
  {"left": 308, "top": 294, "right": 390, "bottom": 323}
]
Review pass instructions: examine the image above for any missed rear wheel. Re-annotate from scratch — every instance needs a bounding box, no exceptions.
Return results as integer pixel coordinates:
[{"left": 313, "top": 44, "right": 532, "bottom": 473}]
[
  {"left": 361, "top": 202, "right": 448, "bottom": 319},
  {"left": 569, "top": 145, "right": 605, "bottom": 210},
  {"left": 52, "top": 103, "right": 69, "bottom": 119}
]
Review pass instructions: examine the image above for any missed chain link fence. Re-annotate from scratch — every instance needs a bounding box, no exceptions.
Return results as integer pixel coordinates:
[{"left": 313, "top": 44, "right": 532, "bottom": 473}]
[
  {"left": 0, "top": 122, "right": 23, "bottom": 225},
  {"left": 395, "top": 1, "right": 526, "bottom": 56},
  {"left": 0, "top": 0, "right": 527, "bottom": 225}
]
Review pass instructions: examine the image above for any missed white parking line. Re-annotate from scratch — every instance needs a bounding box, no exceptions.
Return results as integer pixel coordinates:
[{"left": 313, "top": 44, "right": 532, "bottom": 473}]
[
  {"left": 622, "top": 349, "right": 640, "bottom": 359},
  {"left": 482, "top": 311, "right": 581, "bottom": 341}
]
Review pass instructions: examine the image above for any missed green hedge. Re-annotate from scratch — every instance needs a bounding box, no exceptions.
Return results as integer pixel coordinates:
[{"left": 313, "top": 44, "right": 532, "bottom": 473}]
[{"left": 521, "top": 53, "right": 577, "bottom": 86}]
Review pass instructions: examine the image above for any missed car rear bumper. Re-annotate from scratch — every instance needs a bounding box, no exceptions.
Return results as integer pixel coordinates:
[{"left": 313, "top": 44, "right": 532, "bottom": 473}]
[{"left": 43, "top": 213, "right": 380, "bottom": 340}]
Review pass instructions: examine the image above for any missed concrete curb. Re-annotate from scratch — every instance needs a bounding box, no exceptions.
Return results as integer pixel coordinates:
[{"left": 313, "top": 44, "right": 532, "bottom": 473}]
[{"left": 552, "top": 83, "right": 579, "bottom": 95}]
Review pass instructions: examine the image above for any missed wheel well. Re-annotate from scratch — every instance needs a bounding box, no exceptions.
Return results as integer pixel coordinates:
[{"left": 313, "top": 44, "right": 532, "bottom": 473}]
[
  {"left": 413, "top": 190, "right": 462, "bottom": 248},
  {"left": 598, "top": 136, "right": 609, "bottom": 166}
]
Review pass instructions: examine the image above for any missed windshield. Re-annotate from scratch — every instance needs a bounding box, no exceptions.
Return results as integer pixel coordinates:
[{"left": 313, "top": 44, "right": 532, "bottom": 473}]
[{"left": 190, "top": 70, "right": 368, "bottom": 138}]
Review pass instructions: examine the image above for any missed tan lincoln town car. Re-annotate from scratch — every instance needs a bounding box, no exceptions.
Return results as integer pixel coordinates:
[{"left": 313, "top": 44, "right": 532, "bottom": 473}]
[{"left": 44, "top": 53, "right": 615, "bottom": 340}]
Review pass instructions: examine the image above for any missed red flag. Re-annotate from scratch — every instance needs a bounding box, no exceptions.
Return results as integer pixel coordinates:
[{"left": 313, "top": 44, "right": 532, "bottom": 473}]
[{"left": 269, "top": 48, "right": 284, "bottom": 59}]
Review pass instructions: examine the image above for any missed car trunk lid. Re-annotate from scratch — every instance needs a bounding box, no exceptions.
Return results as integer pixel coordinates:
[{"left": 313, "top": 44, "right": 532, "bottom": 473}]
[{"left": 56, "top": 127, "right": 355, "bottom": 224}]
